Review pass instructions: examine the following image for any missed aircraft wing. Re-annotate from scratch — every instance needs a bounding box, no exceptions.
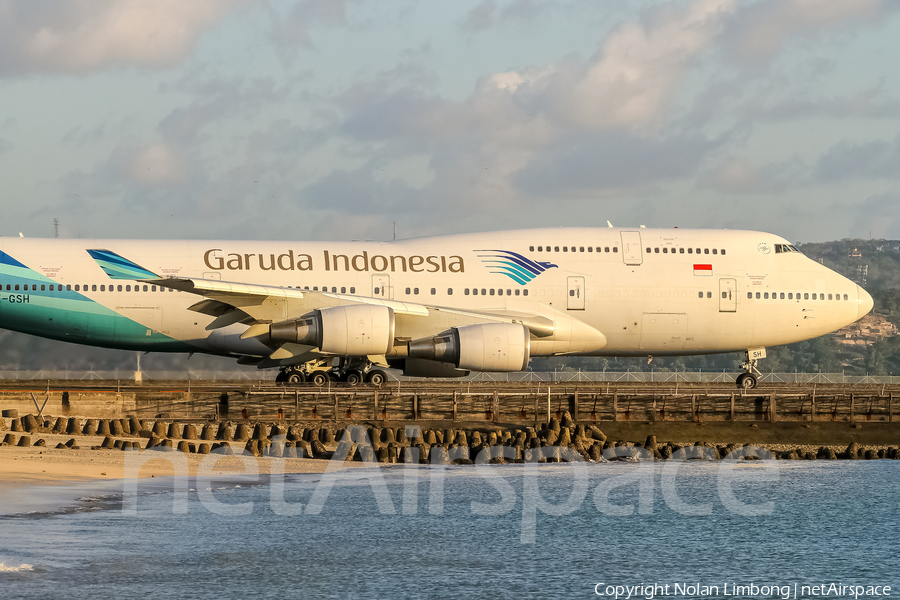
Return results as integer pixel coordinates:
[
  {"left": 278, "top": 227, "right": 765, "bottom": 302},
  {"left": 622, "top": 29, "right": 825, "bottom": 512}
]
[{"left": 145, "top": 276, "right": 558, "bottom": 364}]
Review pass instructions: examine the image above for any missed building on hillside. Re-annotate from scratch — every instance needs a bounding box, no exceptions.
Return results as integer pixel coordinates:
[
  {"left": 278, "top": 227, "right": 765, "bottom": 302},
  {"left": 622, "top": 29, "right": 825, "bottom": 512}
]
[
  {"left": 833, "top": 314, "right": 897, "bottom": 346},
  {"left": 849, "top": 248, "right": 862, "bottom": 258}
]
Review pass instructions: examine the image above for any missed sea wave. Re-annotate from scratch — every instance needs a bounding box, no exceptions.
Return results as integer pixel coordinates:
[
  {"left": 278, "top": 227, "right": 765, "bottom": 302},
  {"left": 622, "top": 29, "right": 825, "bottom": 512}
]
[{"left": 0, "top": 562, "right": 34, "bottom": 572}]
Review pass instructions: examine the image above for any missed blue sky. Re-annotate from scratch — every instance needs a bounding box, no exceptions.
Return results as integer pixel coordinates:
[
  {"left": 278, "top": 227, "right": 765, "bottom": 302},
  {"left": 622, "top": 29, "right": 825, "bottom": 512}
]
[{"left": 1, "top": 0, "right": 899, "bottom": 243}]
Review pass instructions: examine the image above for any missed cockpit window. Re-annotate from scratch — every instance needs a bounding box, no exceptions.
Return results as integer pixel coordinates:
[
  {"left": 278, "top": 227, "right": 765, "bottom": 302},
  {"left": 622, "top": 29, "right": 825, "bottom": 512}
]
[{"left": 775, "top": 243, "right": 801, "bottom": 254}]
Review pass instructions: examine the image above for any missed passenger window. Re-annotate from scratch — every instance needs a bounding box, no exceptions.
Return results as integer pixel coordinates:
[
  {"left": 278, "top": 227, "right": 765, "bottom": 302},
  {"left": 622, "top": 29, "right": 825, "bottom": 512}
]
[
  {"left": 554, "top": 246, "right": 559, "bottom": 252},
  {"left": 92, "top": 285, "right": 97, "bottom": 291},
  {"left": 747, "top": 292, "right": 752, "bottom": 299},
  {"left": 481, "top": 288, "right": 486, "bottom": 295},
  {"left": 523, "top": 289, "right": 529, "bottom": 296},
  {"left": 612, "top": 247, "right": 618, "bottom": 253},
  {"left": 788, "top": 293, "right": 793, "bottom": 299},
  {"left": 350, "top": 287, "right": 355, "bottom": 294},
  {"left": 699, "top": 291, "right": 704, "bottom": 298},
  {"left": 430, "top": 288, "right": 436, "bottom": 295},
  {"left": 663, "top": 248, "right": 668, "bottom": 254},
  {"left": 688, "top": 248, "right": 693, "bottom": 254},
  {"left": 706, "top": 291, "right": 712, "bottom": 298},
  {"left": 679, "top": 248, "right": 684, "bottom": 254},
  {"left": 588, "top": 247, "right": 593, "bottom": 252},
  {"left": 373, "top": 287, "right": 379, "bottom": 294},
  {"left": 696, "top": 248, "right": 701, "bottom": 254},
  {"left": 579, "top": 247, "right": 584, "bottom": 252},
  {"left": 654, "top": 248, "right": 659, "bottom": 253},
  {"left": 405, "top": 287, "right": 410, "bottom": 295},
  {"left": 571, "top": 247, "right": 575, "bottom": 252},
  {"left": 465, "top": 289, "right": 470, "bottom": 295},
  {"left": 756, "top": 292, "right": 761, "bottom": 299},
  {"left": 473, "top": 289, "right": 478, "bottom": 295},
  {"left": 529, "top": 246, "right": 534, "bottom": 251},
  {"left": 804, "top": 293, "right": 809, "bottom": 300},
  {"left": 828, "top": 293, "right": 833, "bottom": 300},
  {"left": 142, "top": 285, "right": 147, "bottom": 291},
  {"left": 68, "top": 285, "right": 73, "bottom": 291},
  {"left": 721, "top": 249, "right": 726, "bottom": 255},
  {"left": 332, "top": 287, "right": 337, "bottom": 293},
  {"left": 704, "top": 248, "right": 709, "bottom": 254},
  {"left": 75, "top": 285, "right": 80, "bottom": 291},
  {"left": 497, "top": 289, "right": 503, "bottom": 296},
  {"left": 563, "top": 247, "right": 568, "bottom": 252},
  {"left": 780, "top": 293, "right": 784, "bottom": 299},
  {"left": 571, "top": 290, "right": 576, "bottom": 297},
  {"left": 712, "top": 249, "right": 717, "bottom": 255},
  {"left": 812, "top": 293, "right": 817, "bottom": 300},
  {"left": 843, "top": 294, "right": 848, "bottom": 300},
  {"left": 603, "top": 247, "right": 609, "bottom": 253},
  {"left": 515, "top": 290, "right": 520, "bottom": 296},
  {"left": 646, "top": 247, "right": 651, "bottom": 253},
  {"left": 538, "top": 246, "right": 543, "bottom": 252},
  {"left": 40, "top": 284, "right": 45, "bottom": 291},
  {"left": 49, "top": 285, "right": 55, "bottom": 291},
  {"left": 722, "top": 292, "right": 727, "bottom": 299},
  {"left": 764, "top": 292, "right": 769, "bottom": 299},
  {"left": 414, "top": 288, "right": 419, "bottom": 295},
  {"left": 489, "top": 289, "right": 495, "bottom": 295},
  {"left": 117, "top": 285, "right": 122, "bottom": 291}
]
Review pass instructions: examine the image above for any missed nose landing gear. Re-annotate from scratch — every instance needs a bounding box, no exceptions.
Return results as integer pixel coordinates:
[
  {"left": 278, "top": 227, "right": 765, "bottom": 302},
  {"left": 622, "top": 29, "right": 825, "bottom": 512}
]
[{"left": 736, "top": 348, "right": 765, "bottom": 389}]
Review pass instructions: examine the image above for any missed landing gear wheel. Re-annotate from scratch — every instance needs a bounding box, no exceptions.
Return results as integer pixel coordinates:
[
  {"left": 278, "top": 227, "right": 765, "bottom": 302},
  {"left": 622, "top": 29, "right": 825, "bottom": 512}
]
[
  {"left": 286, "top": 371, "right": 306, "bottom": 385},
  {"left": 310, "top": 371, "right": 329, "bottom": 387},
  {"left": 275, "top": 371, "right": 288, "bottom": 384},
  {"left": 345, "top": 370, "right": 363, "bottom": 386},
  {"left": 366, "top": 370, "right": 387, "bottom": 386},
  {"left": 736, "top": 372, "right": 758, "bottom": 389}
]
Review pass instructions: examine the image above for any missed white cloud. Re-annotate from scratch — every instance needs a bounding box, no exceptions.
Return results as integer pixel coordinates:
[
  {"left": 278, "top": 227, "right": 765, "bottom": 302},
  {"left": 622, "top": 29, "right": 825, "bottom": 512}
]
[
  {"left": 0, "top": 0, "right": 250, "bottom": 76},
  {"left": 721, "top": 0, "right": 897, "bottom": 64}
]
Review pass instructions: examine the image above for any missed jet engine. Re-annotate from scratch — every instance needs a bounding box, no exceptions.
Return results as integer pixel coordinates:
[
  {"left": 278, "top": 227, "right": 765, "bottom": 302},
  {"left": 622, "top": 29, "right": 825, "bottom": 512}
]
[
  {"left": 407, "top": 323, "right": 530, "bottom": 372},
  {"left": 269, "top": 305, "right": 395, "bottom": 355}
]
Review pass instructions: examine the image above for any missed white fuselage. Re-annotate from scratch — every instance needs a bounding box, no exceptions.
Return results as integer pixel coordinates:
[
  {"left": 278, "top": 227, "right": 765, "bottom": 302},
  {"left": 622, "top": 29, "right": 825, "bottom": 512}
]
[{"left": 0, "top": 228, "right": 873, "bottom": 365}]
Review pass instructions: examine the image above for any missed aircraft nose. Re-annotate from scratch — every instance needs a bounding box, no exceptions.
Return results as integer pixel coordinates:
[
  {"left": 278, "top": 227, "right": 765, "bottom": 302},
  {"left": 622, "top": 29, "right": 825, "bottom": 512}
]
[{"left": 857, "top": 285, "right": 874, "bottom": 320}]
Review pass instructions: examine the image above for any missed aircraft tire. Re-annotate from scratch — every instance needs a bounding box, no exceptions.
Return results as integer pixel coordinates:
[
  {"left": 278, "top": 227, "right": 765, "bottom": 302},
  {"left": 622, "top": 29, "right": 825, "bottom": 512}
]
[
  {"left": 311, "top": 371, "right": 329, "bottom": 387},
  {"left": 287, "top": 371, "right": 306, "bottom": 385},
  {"left": 736, "top": 373, "right": 758, "bottom": 389},
  {"left": 345, "top": 370, "right": 363, "bottom": 386},
  {"left": 366, "top": 370, "right": 387, "bottom": 386}
]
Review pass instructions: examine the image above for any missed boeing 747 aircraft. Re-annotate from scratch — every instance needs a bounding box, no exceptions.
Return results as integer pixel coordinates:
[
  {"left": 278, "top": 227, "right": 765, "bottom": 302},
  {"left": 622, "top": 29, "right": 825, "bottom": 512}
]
[{"left": 0, "top": 227, "right": 873, "bottom": 388}]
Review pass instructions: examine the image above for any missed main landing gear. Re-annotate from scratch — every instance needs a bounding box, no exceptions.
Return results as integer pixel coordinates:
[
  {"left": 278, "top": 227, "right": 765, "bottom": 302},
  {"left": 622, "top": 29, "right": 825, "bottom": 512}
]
[
  {"left": 275, "top": 357, "right": 388, "bottom": 387},
  {"left": 736, "top": 348, "right": 765, "bottom": 390}
]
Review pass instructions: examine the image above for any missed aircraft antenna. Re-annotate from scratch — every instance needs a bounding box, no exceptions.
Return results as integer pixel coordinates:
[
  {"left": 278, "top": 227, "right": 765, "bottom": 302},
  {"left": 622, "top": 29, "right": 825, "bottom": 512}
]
[{"left": 53, "top": 217, "right": 59, "bottom": 238}]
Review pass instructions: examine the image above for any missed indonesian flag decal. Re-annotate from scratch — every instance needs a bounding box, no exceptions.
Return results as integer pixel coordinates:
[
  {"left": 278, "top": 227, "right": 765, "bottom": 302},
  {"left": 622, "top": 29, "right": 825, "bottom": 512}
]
[{"left": 693, "top": 263, "right": 712, "bottom": 276}]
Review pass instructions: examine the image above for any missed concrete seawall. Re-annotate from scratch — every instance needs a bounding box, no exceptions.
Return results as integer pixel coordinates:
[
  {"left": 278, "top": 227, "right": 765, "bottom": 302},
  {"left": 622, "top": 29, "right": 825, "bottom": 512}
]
[{"left": 1, "top": 380, "right": 898, "bottom": 446}]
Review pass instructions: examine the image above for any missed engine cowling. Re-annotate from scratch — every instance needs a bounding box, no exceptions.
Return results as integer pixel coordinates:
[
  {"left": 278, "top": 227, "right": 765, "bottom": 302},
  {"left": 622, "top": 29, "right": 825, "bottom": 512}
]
[
  {"left": 269, "top": 305, "right": 395, "bottom": 356},
  {"left": 407, "top": 323, "right": 530, "bottom": 372},
  {"left": 389, "top": 358, "right": 469, "bottom": 378}
]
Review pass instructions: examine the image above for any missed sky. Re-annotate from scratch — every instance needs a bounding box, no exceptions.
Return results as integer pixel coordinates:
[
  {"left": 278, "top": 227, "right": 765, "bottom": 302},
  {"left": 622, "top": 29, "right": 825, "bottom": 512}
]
[{"left": 1, "top": 0, "right": 900, "bottom": 244}]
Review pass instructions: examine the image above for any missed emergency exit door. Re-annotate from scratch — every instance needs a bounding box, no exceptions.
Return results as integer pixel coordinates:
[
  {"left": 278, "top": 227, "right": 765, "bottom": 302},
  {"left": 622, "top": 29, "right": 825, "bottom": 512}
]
[
  {"left": 719, "top": 278, "right": 737, "bottom": 312},
  {"left": 372, "top": 274, "right": 393, "bottom": 300},
  {"left": 567, "top": 276, "right": 585, "bottom": 310},
  {"left": 620, "top": 231, "right": 643, "bottom": 265}
]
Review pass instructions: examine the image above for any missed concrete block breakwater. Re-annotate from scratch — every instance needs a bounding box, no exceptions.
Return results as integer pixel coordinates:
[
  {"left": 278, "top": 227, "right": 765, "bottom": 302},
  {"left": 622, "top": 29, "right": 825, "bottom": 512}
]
[{"left": 2, "top": 412, "right": 898, "bottom": 462}]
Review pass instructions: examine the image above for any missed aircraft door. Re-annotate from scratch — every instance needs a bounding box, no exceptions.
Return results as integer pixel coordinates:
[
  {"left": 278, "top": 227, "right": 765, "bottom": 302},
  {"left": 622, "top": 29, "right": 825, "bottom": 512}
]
[
  {"left": 620, "top": 231, "right": 643, "bottom": 265},
  {"left": 719, "top": 278, "right": 737, "bottom": 312},
  {"left": 567, "top": 276, "right": 585, "bottom": 310},
  {"left": 372, "top": 274, "right": 393, "bottom": 300}
]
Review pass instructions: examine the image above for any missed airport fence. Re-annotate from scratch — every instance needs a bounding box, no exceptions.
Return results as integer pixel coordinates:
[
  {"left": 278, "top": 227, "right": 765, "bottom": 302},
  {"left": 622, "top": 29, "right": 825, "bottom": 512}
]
[{"left": 1, "top": 369, "right": 900, "bottom": 385}]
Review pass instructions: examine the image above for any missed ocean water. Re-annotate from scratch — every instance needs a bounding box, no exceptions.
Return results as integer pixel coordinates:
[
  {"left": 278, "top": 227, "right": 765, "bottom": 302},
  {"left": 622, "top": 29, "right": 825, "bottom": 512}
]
[{"left": 1, "top": 461, "right": 897, "bottom": 599}]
